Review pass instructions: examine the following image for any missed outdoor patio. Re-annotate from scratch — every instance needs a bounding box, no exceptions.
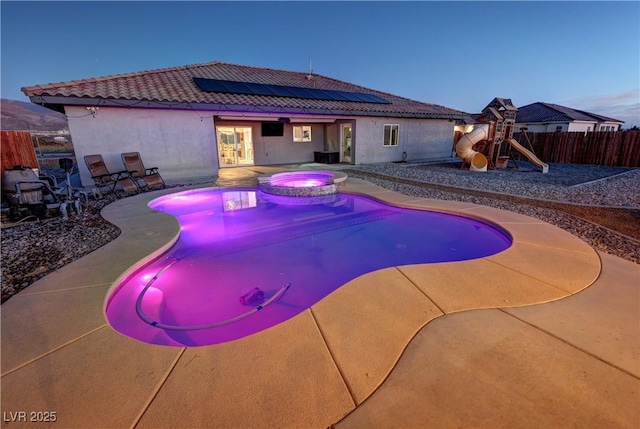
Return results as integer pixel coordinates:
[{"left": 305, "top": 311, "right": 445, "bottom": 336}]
[{"left": 1, "top": 171, "right": 638, "bottom": 428}]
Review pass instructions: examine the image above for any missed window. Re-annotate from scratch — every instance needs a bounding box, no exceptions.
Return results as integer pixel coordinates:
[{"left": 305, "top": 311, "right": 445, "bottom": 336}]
[
  {"left": 293, "top": 125, "right": 312, "bottom": 142},
  {"left": 383, "top": 124, "right": 399, "bottom": 146},
  {"left": 555, "top": 126, "right": 562, "bottom": 132}
]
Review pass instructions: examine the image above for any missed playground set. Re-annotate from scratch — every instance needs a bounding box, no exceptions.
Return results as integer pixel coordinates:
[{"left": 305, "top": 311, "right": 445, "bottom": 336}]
[{"left": 456, "top": 98, "right": 549, "bottom": 173}]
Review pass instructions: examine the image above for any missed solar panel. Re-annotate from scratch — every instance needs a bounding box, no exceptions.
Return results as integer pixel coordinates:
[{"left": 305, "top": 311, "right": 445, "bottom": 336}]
[
  {"left": 358, "top": 93, "right": 391, "bottom": 103},
  {"left": 193, "top": 78, "right": 228, "bottom": 93},
  {"left": 288, "top": 87, "right": 317, "bottom": 99},
  {"left": 193, "top": 77, "right": 390, "bottom": 104},
  {"left": 342, "top": 91, "right": 371, "bottom": 103},
  {"left": 244, "top": 82, "right": 277, "bottom": 97},
  {"left": 305, "top": 87, "right": 333, "bottom": 100},
  {"left": 220, "top": 80, "right": 252, "bottom": 95},
  {"left": 269, "top": 85, "right": 299, "bottom": 98},
  {"left": 318, "top": 89, "right": 350, "bottom": 102}
]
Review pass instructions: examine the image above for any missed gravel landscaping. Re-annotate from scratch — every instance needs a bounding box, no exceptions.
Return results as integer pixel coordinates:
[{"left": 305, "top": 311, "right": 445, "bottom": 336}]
[
  {"left": 1, "top": 196, "right": 121, "bottom": 302},
  {"left": 2, "top": 161, "right": 638, "bottom": 303},
  {"left": 352, "top": 161, "right": 640, "bottom": 207}
]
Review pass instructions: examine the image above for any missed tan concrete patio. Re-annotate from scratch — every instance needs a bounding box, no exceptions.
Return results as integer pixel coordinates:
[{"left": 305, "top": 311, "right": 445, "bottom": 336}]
[{"left": 1, "top": 174, "right": 638, "bottom": 428}]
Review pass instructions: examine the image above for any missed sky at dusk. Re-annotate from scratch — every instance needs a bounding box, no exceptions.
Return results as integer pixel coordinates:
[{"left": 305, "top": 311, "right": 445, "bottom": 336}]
[{"left": 2, "top": 1, "right": 639, "bottom": 127}]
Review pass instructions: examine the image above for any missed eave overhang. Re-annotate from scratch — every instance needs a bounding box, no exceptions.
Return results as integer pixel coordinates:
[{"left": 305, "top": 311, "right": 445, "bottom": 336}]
[{"left": 26, "top": 95, "right": 468, "bottom": 121}]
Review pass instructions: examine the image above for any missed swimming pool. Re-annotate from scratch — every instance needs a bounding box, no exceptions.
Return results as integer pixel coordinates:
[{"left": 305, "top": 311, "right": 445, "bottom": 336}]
[{"left": 105, "top": 188, "right": 512, "bottom": 347}]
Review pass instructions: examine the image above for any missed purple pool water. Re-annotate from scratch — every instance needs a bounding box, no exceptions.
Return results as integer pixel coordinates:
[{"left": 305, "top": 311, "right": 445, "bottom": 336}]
[
  {"left": 106, "top": 188, "right": 511, "bottom": 347},
  {"left": 269, "top": 171, "right": 333, "bottom": 187}
]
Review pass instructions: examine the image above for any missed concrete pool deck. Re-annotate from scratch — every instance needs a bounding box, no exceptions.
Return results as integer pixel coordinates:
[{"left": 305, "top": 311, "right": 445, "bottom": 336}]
[{"left": 1, "top": 176, "right": 638, "bottom": 428}]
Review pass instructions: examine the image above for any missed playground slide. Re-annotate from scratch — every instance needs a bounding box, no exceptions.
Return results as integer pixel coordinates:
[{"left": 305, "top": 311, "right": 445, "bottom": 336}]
[
  {"left": 505, "top": 139, "right": 549, "bottom": 173},
  {"left": 456, "top": 124, "right": 489, "bottom": 172}
]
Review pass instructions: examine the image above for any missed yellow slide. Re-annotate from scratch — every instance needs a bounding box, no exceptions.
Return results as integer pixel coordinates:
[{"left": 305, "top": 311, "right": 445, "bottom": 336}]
[
  {"left": 505, "top": 139, "right": 549, "bottom": 173},
  {"left": 456, "top": 124, "right": 489, "bottom": 172}
]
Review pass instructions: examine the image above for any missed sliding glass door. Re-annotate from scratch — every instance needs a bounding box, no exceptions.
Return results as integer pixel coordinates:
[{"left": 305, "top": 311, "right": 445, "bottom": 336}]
[{"left": 216, "top": 127, "right": 254, "bottom": 167}]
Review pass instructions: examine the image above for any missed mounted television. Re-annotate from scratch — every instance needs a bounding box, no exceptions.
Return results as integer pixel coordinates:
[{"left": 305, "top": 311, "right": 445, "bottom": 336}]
[{"left": 262, "top": 122, "right": 284, "bottom": 137}]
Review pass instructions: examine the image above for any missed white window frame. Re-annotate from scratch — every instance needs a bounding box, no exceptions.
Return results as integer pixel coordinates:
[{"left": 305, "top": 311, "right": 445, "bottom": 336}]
[
  {"left": 383, "top": 124, "right": 399, "bottom": 147},
  {"left": 293, "top": 125, "right": 312, "bottom": 142}
]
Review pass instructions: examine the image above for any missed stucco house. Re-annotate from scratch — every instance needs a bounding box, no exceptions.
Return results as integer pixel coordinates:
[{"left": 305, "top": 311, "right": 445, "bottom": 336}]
[
  {"left": 21, "top": 61, "right": 468, "bottom": 185},
  {"left": 514, "top": 102, "right": 624, "bottom": 133}
]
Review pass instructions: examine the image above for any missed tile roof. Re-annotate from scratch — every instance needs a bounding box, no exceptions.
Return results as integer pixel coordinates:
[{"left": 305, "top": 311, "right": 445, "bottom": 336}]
[
  {"left": 22, "top": 61, "right": 467, "bottom": 119},
  {"left": 517, "top": 102, "right": 623, "bottom": 124}
]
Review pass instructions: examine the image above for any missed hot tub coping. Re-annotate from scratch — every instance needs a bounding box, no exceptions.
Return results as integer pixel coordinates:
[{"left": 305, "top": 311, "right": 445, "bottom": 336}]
[{"left": 257, "top": 170, "right": 348, "bottom": 185}]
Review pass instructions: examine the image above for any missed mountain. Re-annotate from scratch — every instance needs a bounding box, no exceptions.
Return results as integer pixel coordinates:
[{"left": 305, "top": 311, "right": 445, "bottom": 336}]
[{"left": 1, "top": 99, "right": 69, "bottom": 131}]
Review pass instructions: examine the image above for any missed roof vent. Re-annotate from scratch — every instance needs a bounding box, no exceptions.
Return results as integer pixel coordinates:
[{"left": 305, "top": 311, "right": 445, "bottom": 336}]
[{"left": 306, "top": 59, "right": 313, "bottom": 80}]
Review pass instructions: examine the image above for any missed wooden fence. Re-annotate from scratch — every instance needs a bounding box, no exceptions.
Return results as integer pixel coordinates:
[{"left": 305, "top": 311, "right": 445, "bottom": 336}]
[
  {"left": 512, "top": 130, "right": 640, "bottom": 167},
  {"left": 1, "top": 131, "right": 40, "bottom": 177}
]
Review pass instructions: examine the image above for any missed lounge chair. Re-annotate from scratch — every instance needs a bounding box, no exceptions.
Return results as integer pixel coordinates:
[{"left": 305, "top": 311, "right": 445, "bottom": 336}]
[
  {"left": 121, "top": 152, "right": 165, "bottom": 190},
  {"left": 84, "top": 154, "right": 138, "bottom": 196}
]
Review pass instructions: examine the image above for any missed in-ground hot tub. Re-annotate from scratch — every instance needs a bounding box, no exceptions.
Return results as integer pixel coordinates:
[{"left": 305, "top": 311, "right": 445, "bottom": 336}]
[{"left": 258, "top": 171, "right": 347, "bottom": 197}]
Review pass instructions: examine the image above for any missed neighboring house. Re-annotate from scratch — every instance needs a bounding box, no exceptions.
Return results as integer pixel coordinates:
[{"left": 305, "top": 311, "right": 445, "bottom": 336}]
[
  {"left": 514, "top": 102, "right": 624, "bottom": 133},
  {"left": 21, "top": 61, "right": 468, "bottom": 186}
]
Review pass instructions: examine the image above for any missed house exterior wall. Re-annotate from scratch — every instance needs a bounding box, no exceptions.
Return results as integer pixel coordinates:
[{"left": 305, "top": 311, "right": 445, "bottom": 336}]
[
  {"left": 515, "top": 123, "right": 567, "bottom": 133},
  {"left": 68, "top": 106, "right": 457, "bottom": 185},
  {"left": 594, "top": 122, "right": 621, "bottom": 131},
  {"left": 67, "top": 106, "right": 218, "bottom": 186},
  {"left": 515, "top": 121, "right": 620, "bottom": 133},
  {"left": 251, "top": 123, "right": 325, "bottom": 165},
  {"left": 353, "top": 117, "right": 454, "bottom": 164},
  {"left": 567, "top": 121, "right": 596, "bottom": 133}
]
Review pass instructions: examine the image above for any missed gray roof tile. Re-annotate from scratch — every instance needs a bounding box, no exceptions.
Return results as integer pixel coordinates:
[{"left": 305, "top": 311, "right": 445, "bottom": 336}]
[{"left": 517, "top": 102, "right": 623, "bottom": 124}]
